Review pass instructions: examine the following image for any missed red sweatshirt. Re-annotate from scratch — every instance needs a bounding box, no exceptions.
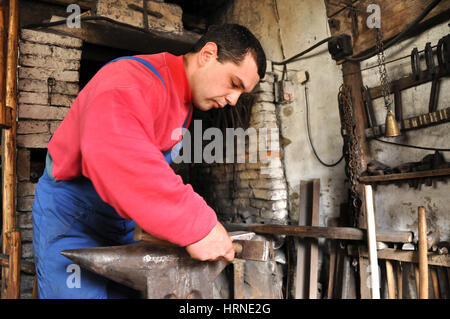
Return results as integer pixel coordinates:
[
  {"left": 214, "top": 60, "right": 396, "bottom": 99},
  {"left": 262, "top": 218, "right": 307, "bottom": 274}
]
[{"left": 47, "top": 52, "right": 217, "bottom": 247}]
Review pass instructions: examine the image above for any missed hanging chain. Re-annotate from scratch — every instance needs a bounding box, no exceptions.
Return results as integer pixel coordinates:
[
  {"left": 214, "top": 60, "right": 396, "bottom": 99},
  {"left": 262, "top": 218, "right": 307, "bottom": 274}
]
[
  {"left": 374, "top": 25, "right": 393, "bottom": 111},
  {"left": 339, "top": 84, "right": 362, "bottom": 227}
]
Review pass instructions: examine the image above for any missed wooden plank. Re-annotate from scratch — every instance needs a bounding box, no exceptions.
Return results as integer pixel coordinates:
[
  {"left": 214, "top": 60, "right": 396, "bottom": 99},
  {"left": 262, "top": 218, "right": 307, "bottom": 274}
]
[
  {"left": 365, "top": 106, "right": 450, "bottom": 139},
  {"left": 350, "top": 247, "right": 450, "bottom": 268},
  {"left": 36, "top": 0, "right": 94, "bottom": 10},
  {"left": 358, "top": 246, "right": 371, "bottom": 299},
  {"left": 293, "top": 181, "right": 310, "bottom": 299},
  {"left": 44, "top": 19, "right": 200, "bottom": 55},
  {"left": 232, "top": 224, "right": 414, "bottom": 243},
  {"left": 369, "top": 67, "right": 448, "bottom": 100},
  {"left": 359, "top": 168, "right": 450, "bottom": 184},
  {"left": 327, "top": 0, "right": 450, "bottom": 58},
  {"left": 308, "top": 179, "right": 320, "bottom": 299},
  {"left": 326, "top": 218, "right": 339, "bottom": 299}
]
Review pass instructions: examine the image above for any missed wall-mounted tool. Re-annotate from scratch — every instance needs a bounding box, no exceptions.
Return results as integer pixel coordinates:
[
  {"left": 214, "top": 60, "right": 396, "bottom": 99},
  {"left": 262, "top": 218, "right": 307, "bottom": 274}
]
[
  {"left": 328, "top": 34, "right": 353, "bottom": 61},
  {"left": 425, "top": 42, "right": 441, "bottom": 113},
  {"left": 411, "top": 47, "right": 420, "bottom": 80},
  {"left": 436, "top": 34, "right": 450, "bottom": 73}
]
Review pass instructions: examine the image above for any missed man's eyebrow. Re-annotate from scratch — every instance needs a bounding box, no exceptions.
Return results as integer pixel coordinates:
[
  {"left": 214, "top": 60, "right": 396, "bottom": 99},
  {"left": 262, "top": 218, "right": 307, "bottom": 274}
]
[{"left": 235, "top": 76, "right": 248, "bottom": 92}]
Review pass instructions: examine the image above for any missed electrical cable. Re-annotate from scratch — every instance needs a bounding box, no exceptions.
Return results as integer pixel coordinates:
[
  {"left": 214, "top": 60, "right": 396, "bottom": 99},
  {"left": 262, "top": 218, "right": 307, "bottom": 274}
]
[
  {"left": 304, "top": 86, "right": 344, "bottom": 167},
  {"left": 374, "top": 137, "right": 450, "bottom": 152},
  {"left": 272, "top": 37, "right": 334, "bottom": 65}
]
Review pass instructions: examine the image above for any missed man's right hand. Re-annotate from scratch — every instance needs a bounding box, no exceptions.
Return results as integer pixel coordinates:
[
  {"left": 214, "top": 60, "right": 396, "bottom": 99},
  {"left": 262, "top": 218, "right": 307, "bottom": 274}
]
[{"left": 185, "top": 222, "right": 235, "bottom": 262}]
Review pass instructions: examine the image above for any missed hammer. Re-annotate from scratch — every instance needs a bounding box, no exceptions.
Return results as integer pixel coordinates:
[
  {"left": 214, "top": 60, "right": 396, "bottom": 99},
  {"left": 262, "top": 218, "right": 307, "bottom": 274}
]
[{"left": 133, "top": 225, "right": 269, "bottom": 262}]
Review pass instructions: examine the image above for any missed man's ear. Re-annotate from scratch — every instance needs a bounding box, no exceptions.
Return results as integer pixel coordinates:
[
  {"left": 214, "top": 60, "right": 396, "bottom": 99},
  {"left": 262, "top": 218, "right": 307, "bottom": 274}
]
[{"left": 198, "top": 42, "right": 218, "bottom": 67}]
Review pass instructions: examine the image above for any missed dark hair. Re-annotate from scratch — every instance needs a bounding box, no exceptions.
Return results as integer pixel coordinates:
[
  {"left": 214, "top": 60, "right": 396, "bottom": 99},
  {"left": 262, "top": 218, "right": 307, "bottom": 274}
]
[{"left": 191, "top": 24, "right": 266, "bottom": 79}]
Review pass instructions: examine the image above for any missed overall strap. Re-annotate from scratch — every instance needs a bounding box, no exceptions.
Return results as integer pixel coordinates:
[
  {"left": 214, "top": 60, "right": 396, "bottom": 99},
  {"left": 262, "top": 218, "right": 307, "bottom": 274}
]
[{"left": 104, "top": 56, "right": 166, "bottom": 87}]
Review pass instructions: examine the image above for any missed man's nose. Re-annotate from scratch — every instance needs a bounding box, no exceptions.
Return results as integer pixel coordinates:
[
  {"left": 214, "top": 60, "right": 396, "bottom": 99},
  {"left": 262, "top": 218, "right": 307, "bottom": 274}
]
[{"left": 225, "top": 91, "right": 241, "bottom": 106}]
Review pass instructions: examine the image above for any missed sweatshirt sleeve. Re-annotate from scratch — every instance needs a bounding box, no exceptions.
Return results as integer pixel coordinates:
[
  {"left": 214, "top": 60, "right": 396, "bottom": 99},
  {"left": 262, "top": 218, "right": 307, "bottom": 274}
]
[{"left": 79, "top": 85, "right": 217, "bottom": 247}]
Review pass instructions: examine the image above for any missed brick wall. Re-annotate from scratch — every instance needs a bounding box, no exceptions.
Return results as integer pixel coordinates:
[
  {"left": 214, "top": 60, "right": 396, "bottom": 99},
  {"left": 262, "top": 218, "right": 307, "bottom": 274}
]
[{"left": 16, "top": 29, "right": 82, "bottom": 298}]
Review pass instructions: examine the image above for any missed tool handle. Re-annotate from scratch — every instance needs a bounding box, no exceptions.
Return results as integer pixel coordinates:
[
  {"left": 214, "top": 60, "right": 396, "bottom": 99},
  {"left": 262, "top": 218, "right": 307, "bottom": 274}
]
[
  {"left": 134, "top": 225, "right": 244, "bottom": 253},
  {"left": 233, "top": 242, "right": 243, "bottom": 254}
]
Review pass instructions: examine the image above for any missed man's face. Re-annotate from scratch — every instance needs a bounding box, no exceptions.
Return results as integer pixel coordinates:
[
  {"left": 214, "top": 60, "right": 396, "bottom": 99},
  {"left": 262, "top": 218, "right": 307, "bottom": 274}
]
[{"left": 190, "top": 45, "right": 260, "bottom": 112}]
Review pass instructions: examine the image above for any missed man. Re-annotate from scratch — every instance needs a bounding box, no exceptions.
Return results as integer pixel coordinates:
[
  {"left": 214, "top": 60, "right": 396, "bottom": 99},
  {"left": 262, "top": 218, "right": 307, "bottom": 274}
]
[{"left": 32, "top": 24, "right": 266, "bottom": 298}]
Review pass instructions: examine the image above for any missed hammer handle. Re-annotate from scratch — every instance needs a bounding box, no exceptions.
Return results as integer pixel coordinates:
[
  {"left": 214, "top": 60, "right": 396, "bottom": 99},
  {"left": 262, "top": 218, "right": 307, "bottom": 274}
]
[{"left": 134, "top": 226, "right": 243, "bottom": 253}]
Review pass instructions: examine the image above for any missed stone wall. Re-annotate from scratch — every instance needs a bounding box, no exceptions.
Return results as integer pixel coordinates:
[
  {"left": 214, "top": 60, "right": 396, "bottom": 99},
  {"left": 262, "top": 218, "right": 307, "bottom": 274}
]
[{"left": 16, "top": 29, "right": 82, "bottom": 298}]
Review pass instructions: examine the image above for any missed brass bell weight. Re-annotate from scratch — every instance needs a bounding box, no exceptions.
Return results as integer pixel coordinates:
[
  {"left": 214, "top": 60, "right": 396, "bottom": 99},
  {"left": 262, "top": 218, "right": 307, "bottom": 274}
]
[{"left": 384, "top": 109, "right": 401, "bottom": 137}]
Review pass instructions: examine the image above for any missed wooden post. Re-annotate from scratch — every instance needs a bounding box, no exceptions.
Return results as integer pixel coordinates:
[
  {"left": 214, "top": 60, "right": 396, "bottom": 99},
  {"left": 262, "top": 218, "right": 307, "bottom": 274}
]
[
  {"left": 5, "top": 231, "right": 20, "bottom": 299},
  {"left": 1, "top": 0, "right": 19, "bottom": 299},
  {"left": 418, "top": 206, "right": 428, "bottom": 299},
  {"left": 342, "top": 61, "right": 371, "bottom": 228},
  {"left": 0, "top": 1, "right": 8, "bottom": 127}
]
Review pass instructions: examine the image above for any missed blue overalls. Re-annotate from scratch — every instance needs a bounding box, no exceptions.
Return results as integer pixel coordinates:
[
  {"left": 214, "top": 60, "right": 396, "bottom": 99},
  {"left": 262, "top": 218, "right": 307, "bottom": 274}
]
[{"left": 32, "top": 56, "right": 192, "bottom": 299}]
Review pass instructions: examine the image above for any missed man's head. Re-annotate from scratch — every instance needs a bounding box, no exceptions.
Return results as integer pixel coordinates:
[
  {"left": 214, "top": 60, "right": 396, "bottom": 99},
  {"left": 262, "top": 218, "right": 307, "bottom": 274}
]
[{"left": 184, "top": 24, "right": 266, "bottom": 111}]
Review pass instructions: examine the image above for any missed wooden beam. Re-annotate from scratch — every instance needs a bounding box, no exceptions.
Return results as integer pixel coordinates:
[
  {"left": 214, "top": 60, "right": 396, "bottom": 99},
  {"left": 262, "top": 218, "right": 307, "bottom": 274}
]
[
  {"left": 324, "top": 0, "right": 359, "bottom": 18},
  {"left": 359, "top": 168, "right": 450, "bottom": 184},
  {"left": 42, "top": 18, "right": 200, "bottom": 55},
  {"left": 369, "top": 67, "right": 448, "bottom": 100},
  {"left": 35, "top": 0, "right": 95, "bottom": 10},
  {"left": 326, "top": 0, "right": 450, "bottom": 59},
  {"left": 365, "top": 107, "right": 450, "bottom": 139},
  {"left": 349, "top": 247, "right": 450, "bottom": 267},
  {"left": 226, "top": 224, "right": 414, "bottom": 243}
]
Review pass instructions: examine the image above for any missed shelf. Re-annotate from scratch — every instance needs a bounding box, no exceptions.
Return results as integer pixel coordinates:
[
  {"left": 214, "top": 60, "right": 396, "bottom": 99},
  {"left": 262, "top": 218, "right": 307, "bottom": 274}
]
[{"left": 359, "top": 167, "right": 450, "bottom": 184}]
